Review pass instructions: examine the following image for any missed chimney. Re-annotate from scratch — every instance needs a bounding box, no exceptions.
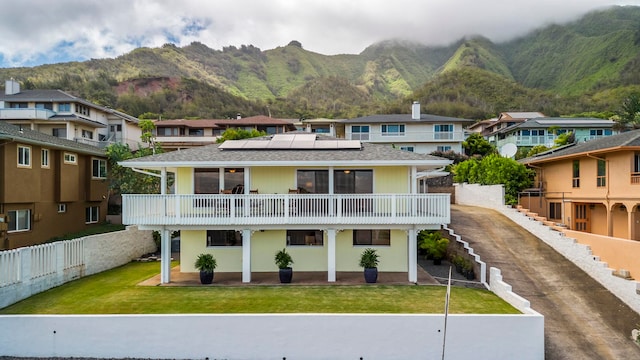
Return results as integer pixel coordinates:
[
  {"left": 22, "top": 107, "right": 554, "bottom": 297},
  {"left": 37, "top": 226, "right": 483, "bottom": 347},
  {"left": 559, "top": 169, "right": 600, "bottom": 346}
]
[
  {"left": 236, "top": 113, "right": 241, "bottom": 120},
  {"left": 411, "top": 101, "right": 420, "bottom": 120},
  {"left": 5, "top": 79, "right": 20, "bottom": 95}
]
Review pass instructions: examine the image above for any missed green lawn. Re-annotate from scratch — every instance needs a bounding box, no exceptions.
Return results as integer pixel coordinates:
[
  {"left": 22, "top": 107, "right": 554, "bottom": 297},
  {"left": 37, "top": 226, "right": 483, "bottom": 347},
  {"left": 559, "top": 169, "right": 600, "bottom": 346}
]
[{"left": 0, "top": 261, "right": 520, "bottom": 315}]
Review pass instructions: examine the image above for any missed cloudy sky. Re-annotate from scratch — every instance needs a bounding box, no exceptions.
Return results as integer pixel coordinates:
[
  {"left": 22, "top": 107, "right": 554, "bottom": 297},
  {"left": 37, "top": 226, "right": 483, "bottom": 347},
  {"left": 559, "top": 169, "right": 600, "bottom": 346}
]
[{"left": 0, "top": 0, "right": 636, "bottom": 68}]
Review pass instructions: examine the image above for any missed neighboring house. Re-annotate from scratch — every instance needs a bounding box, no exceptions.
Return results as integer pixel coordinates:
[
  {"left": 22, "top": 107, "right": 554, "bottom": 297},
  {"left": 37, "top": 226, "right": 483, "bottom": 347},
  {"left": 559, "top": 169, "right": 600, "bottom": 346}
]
[
  {"left": 466, "top": 117, "right": 498, "bottom": 137},
  {"left": 153, "top": 115, "right": 297, "bottom": 150},
  {"left": 340, "top": 102, "right": 473, "bottom": 154},
  {"left": 0, "top": 80, "right": 141, "bottom": 150},
  {"left": 119, "top": 133, "right": 452, "bottom": 284},
  {"left": 0, "top": 121, "right": 108, "bottom": 250},
  {"left": 519, "top": 129, "right": 640, "bottom": 241},
  {"left": 493, "top": 117, "right": 617, "bottom": 149},
  {"left": 300, "top": 118, "right": 346, "bottom": 138},
  {"left": 485, "top": 112, "right": 546, "bottom": 140}
]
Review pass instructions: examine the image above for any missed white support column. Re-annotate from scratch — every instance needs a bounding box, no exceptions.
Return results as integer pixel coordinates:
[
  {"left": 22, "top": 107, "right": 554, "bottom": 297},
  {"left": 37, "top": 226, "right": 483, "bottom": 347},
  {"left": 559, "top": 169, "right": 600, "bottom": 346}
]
[
  {"left": 408, "top": 229, "right": 417, "bottom": 283},
  {"left": 327, "top": 229, "right": 336, "bottom": 282},
  {"left": 161, "top": 168, "right": 167, "bottom": 195},
  {"left": 242, "top": 229, "right": 252, "bottom": 283},
  {"left": 328, "top": 167, "right": 335, "bottom": 215},
  {"left": 219, "top": 167, "right": 225, "bottom": 192},
  {"left": 160, "top": 228, "right": 171, "bottom": 284}
]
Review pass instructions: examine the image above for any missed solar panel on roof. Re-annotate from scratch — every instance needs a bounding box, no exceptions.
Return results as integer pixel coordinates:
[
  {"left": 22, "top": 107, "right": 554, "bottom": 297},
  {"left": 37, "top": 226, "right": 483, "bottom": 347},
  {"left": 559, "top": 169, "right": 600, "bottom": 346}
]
[{"left": 219, "top": 133, "right": 361, "bottom": 150}]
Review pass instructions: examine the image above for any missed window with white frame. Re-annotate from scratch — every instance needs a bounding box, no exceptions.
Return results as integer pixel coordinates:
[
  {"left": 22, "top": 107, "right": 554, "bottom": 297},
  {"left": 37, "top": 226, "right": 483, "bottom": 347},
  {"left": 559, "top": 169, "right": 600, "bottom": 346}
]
[
  {"left": 381, "top": 124, "right": 405, "bottom": 136},
  {"left": 41, "top": 149, "right": 50, "bottom": 168},
  {"left": 434, "top": 124, "right": 454, "bottom": 140},
  {"left": 353, "top": 229, "right": 390, "bottom": 246},
  {"left": 7, "top": 209, "right": 30, "bottom": 232},
  {"left": 92, "top": 158, "right": 107, "bottom": 178},
  {"left": 81, "top": 130, "right": 93, "bottom": 139},
  {"left": 350, "top": 125, "right": 369, "bottom": 140},
  {"left": 52, "top": 128, "right": 67, "bottom": 138},
  {"left": 17, "top": 145, "right": 31, "bottom": 167},
  {"left": 85, "top": 206, "right": 99, "bottom": 224},
  {"left": 287, "top": 230, "right": 323, "bottom": 246},
  {"left": 76, "top": 104, "right": 90, "bottom": 116},
  {"left": 64, "top": 152, "right": 77, "bottom": 164},
  {"left": 400, "top": 146, "right": 414, "bottom": 152},
  {"left": 58, "top": 103, "right": 71, "bottom": 112},
  {"left": 437, "top": 145, "right": 452, "bottom": 152},
  {"left": 58, "top": 204, "right": 67, "bottom": 213}
]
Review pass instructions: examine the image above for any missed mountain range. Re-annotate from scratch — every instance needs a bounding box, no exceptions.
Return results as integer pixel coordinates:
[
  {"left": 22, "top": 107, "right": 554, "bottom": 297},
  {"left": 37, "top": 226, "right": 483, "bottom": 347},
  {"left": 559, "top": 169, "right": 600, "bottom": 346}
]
[{"left": 1, "top": 5, "right": 639, "bottom": 121}]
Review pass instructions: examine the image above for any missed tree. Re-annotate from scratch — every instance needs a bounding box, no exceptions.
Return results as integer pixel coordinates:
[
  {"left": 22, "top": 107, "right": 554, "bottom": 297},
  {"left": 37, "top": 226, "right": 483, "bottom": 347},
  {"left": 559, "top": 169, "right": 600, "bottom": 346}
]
[
  {"left": 554, "top": 131, "right": 575, "bottom": 146},
  {"left": 613, "top": 93, "right": 640, "bottom": 131},
  {"left": 138, "top": 119, "right": 157, "bottom": 149},
  {"left": 216, "top": 128, "right": 267, "bottom": 143},
  {"left": 105, "top": 143, "right": 161, "bottom": 196},
  {"left": 526, "top": 145, "right": 549, "bottom": 157},
  {"left": 462, "top": 133, "right": 496, "bottom": 157},
  {"left": 453, "top": 153, "right": 534, "bottom": 205}
]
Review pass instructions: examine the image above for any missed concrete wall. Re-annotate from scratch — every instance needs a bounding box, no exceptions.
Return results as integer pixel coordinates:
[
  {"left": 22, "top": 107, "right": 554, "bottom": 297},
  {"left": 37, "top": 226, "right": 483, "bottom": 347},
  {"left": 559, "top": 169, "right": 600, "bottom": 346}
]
[
  {"left": 0, "top": 226, "right": 155, "bottom": 309},
  {"left": 454, "top": 183, "right": 505, "bottom": 209},
  {"left": 0, "top": 313, "right": 544, "bottom": 360}
]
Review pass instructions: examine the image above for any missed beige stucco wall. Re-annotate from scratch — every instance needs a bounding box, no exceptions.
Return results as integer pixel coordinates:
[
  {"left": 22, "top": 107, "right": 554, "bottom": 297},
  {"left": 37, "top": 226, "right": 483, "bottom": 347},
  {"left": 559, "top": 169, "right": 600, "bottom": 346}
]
[{"left": 250, "top": 167, "right": 296, "bottom": 193}]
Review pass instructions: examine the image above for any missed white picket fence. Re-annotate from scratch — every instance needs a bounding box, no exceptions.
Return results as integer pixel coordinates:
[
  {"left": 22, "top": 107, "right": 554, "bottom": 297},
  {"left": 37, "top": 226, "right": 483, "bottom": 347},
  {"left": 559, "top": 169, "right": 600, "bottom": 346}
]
[{"left": 0, "top": 226, "right": 155, "bottom": 309}]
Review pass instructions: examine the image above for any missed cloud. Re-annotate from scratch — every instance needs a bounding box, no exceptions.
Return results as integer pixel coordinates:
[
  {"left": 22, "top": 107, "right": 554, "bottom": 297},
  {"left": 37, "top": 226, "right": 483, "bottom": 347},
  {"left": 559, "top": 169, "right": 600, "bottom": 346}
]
[{"left": 0, "top": 0, "right": 636, "bottom": 67}]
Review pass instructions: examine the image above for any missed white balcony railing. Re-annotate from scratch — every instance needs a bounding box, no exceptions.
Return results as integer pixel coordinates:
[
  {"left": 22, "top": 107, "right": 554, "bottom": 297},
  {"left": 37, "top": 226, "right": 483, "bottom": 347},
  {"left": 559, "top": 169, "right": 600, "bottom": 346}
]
[
  {"left": 0, "top": 108, "right": 56, "bottom": 119},
  {"left": 122, "top": 193, "right": 450, "bottom": 226}
]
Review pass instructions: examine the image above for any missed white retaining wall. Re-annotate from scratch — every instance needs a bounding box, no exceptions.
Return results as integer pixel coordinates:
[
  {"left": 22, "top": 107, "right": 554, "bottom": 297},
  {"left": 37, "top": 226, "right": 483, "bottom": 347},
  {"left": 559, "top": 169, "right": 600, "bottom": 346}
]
[
  {"left": 0, "top": 226, "right": 155, "bottom": 309},
  {"left": 0, "top": 313, "right": 544, "bottom": 360},
  {"left": 454, "top": 182, "right": 505, "bottom": 209}
]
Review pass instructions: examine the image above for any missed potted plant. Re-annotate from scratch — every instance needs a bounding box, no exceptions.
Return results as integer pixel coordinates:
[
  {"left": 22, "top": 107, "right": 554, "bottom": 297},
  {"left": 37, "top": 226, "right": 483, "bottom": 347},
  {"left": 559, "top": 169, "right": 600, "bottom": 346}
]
[
  {"left": 275, "top": 248, "right": 294, "bottom": 283},
  {"left": 194, "top": 253, "right": 217, "bottom": 284},
  {"left": 419, "top": 231, "right": 449, "bottom": 265},
  {"left": 359, "top": 248, "right": 380, "bottom": 283}
]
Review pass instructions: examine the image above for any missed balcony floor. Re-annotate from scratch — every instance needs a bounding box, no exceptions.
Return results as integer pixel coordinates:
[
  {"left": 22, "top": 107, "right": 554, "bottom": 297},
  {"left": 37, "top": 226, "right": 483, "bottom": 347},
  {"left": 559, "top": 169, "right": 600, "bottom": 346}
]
[{"left": 139, "top": 265, "right": 440, "bottom": 286}]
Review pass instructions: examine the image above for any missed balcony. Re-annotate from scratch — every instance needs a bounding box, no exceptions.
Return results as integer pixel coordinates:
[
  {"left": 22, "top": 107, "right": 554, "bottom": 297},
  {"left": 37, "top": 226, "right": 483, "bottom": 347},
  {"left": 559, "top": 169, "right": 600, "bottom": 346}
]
[
  {"left": 122, "top": 193, "right": 450, "bottom": 227},
  {"left": 0, "top": 108, "right": 56, "bottom": 120}
]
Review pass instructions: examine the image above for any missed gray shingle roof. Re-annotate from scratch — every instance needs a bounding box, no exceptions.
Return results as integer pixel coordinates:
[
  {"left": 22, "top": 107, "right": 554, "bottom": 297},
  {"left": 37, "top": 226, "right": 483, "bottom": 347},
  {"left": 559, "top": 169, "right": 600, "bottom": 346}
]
[
  {"left": 120, "top": 136, "right": 450, "bottom": 169},
  {"left": 521, "top": 129, "right": 640, "bottom": 164},
  {"left": 496, "top": 117, "right": 614, "bottom": 134},
  {"left": 0, "top": 121, "right": 106, "bottom": 156},
  {"left": 340, "top": 114, "right": 473, "bottom": 124}
]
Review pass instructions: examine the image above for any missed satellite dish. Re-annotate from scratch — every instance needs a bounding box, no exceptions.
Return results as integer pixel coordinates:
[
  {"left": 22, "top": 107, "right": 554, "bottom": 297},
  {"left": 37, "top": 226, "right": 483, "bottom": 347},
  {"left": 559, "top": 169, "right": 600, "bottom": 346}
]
[{"left": 500, "top": 143, "right": 517, "bottom": 158}]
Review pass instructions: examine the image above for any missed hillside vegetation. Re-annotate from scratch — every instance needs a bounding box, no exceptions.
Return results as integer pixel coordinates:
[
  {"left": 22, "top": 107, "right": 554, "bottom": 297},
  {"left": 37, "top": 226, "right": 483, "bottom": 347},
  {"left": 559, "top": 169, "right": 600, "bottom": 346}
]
[{"left": 0, "top": 6, "right": 638, "bottom": 120}]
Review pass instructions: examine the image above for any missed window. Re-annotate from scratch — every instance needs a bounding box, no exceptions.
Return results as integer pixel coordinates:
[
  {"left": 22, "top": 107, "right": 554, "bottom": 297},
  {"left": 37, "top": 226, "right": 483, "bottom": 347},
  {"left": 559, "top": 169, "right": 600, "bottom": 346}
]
[
  {"left": 590, "top": 129, "right": 612, "bottom": 138},
  {"left": 64, "top": 152, "right": 77, "bottom": 164},
  {"left": 351, "top": 125, "right": 370, "bottom": 140},
  {"left": 206, "top": 230, "right": 242, "bottom": 246},
  {"left": 58, "top": 204, "right": 67, "bottom": 213},
  {"left": 597, "top": 159, "right": 606, "bottom": 187},
  {"left": 52, "top": 128, "right": 67, "bottom": 138},
  {"left": 76, "top": 104, "right": 91, "bottom": 116},
  {"left": 41, "top": 149, "right": 49, "bottom": 168},
  {"left": 10, "top": 102, "right": 27, "bottom": 108},
  {"left": 81, "top": 130, "right": 93, "bottom": 139},
  {"left": 156, "top": 127, "right": 182, "bottom": 136},
  {"left": 58, "top": 103, "right": 71, "bottom": 112},
  {"left": 572, "top": 160, "right": 580, "bottom": 188},
  {"left": 353, "top": 229, "right": 390, "bottom": 246},
  {"left": 7, "top": 209, "right": 30, "bottom": 232},
  {"left": 400, "top": 146, "right": 414, "bottom": 152},
  {"left": 434, "top": 124, "right": 454, "bottom": 140},
  {"left": 92, "top": 158, "right": 107, "bottom": 178},
  {"left": 85, "top": 206, "right": 99, "bottom": 224},
  {"left": 549, "top": 202, "right": 562, "bottom": 220},
  {"left": 437, "top": 146, "right": 452, "bottom": 152},
  {"left": 194, "top": 168, "right": 220, "bottom": 194},
  {"left": 110, "top": 124, "right": 122, "bottom": 132},
  {"left": 188, "top": 128, "right": 204, "bottom": 136},
  {"left": 633, "top": 153, "right": 640, "bottom": 184},
  {"left": 334, "top": 170, "right": 373, "bottom": 194},
  {"left": 297, "top": 170, "right": 329, "bottom": 194},
  {"left": 17, "top": 145, "right": 31, "bottom": 167},
  {"left": 287, "top": 230, "right": 323, "bottom": 246},
  {"left": 35, "top": 102, "right": 53, "bottom": 110},
  {"left": 381, "top": 124, "right": 405, "bottom": 136}
]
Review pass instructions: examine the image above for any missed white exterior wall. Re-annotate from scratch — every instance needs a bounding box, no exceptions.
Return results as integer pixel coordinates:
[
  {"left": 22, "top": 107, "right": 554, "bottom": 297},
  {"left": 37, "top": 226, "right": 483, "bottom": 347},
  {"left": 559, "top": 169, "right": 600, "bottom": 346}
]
[
  {"left": 0, "top": 313, "right": 544, "bottom": 360},
  {"left": 454, "top": 183, "right": 505, "bottom": 209}
]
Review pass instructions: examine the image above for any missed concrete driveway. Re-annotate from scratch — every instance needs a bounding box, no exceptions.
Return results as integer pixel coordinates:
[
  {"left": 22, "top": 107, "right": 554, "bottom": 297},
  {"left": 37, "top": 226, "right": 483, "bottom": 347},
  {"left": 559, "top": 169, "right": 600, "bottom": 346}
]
[{"left": 449, "top": 204, "right": 640, "bottom": 360}]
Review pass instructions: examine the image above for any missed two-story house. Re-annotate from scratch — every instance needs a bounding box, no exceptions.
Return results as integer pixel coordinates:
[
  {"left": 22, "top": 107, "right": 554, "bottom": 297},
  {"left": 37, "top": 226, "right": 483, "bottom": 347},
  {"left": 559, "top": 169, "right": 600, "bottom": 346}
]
[
  {"left": 153, "top": 115, "right": 297, "bottom": 150},
  {"left": 519, "top": 129, "right": 640, "bottom": 241},
  {"left": 0, "top": 80, "right": 141, "bottom": 150},
  {"left": 340, "top": 102, "right": 473, "bottom": 154},
  {"left": 119, "top": 133, "right": 451, "bottom": 284},
  {"left": 494, "top": 117, "right": 617, "bottom": 149},
  {"left": 0, "top": 122, "right": 108, "bottom": 249}
]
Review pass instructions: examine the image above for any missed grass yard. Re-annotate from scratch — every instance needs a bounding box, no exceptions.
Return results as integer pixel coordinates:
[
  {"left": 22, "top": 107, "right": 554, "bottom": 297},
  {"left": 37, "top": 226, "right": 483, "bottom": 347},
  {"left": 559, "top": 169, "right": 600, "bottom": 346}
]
[{"left": 0, "top": 261, "right": 520, "bottom": 315}]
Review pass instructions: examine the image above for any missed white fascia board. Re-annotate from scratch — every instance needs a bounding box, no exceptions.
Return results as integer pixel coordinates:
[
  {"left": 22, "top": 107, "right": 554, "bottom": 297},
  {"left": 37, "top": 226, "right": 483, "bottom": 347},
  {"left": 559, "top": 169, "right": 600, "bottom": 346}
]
[{"left": 117, "top": 159, "right": 452, "bottom": 170}]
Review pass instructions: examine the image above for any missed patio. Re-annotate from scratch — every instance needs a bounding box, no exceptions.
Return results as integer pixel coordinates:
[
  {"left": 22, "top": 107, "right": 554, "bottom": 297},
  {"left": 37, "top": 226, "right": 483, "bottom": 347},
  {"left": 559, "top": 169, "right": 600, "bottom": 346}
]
[{"left": 139, "top": 265, "right": 441, "bottom": 286}]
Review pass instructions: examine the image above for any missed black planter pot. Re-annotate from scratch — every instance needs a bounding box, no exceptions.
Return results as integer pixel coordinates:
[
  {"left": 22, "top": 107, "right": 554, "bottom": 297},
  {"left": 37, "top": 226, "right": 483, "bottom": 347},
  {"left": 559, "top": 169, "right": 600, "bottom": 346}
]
[
  {"left": 364, "top": 267, "right": 378, "bottom": 283},
  {"left": 199, "top": 271, "right": 214, "bottom": 284},
  {"left": 465, "top": 269, "right": 475, "bottom": 280},
  {"left": 279, "top": 267, "right": 293, "bottom": 283}
]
